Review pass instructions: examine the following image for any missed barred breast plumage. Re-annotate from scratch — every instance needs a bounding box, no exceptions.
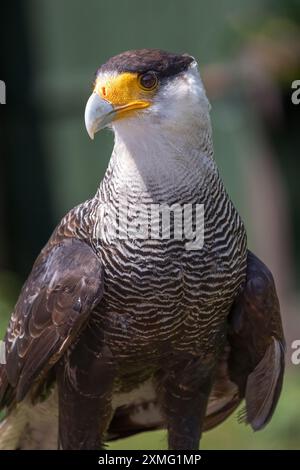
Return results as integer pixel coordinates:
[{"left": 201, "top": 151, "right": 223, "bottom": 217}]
[{"left": 86, "top": 150, "right": 247, "bottom": 371}]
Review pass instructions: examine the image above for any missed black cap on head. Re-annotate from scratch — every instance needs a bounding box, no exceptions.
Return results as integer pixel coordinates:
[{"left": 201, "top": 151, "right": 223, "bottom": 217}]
[{"left": 97, "top": 49, "right": 194, "bottom": 79}]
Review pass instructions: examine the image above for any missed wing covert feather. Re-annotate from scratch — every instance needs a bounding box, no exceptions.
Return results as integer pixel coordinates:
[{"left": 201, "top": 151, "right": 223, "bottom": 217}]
[{"left": 1, "top": 238, "right": 103, "bottom": 404}]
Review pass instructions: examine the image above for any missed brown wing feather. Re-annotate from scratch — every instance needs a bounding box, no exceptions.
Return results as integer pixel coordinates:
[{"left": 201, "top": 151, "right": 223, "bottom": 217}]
[
  {"left": 244, "top": 336, "right": 283, "bottom": 430},
  {"left": 202, "top": 345, "right": 241, "bottom": 431},
  {"left": 0, "top": 238, "right": 103, "bottom": 406},
  {"left": 228, "top": 250, "right": 285, "bottom": 430}
]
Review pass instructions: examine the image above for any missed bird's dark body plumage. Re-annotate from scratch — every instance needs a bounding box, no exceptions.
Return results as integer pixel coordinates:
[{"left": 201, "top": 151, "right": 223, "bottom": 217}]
[{"left": 0, "top": 49, "right": 285, "bottom": 450}]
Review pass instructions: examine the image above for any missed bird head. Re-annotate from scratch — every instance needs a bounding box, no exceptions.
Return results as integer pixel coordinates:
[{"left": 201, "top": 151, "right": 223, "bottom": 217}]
[{"left": 85, "top": 49, "right": 211, "bottom": 141}]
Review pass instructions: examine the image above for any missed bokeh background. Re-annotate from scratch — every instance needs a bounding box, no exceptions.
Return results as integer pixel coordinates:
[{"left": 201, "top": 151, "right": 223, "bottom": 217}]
[{"left": 0, "top": 0, "right": 300, "bottom": 449}]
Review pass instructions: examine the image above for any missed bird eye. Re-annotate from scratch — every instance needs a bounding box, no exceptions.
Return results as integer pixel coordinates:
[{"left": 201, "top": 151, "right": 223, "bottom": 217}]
[{"left": 138, "top": 72, "right": 158, "bottom": 90}]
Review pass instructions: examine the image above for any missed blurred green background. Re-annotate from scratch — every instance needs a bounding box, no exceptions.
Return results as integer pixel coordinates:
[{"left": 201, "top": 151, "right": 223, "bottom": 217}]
[{"left": 0, "top": 0, "right": 300, "bottom": 449}]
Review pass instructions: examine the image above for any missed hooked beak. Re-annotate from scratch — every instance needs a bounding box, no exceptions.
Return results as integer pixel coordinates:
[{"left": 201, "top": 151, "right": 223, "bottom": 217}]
[{"left": 85, "top": 93, "right": 116, "bottom": 140}]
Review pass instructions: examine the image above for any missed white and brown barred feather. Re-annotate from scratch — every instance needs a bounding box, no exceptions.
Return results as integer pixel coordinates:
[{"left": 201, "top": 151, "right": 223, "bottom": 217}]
[
  {"left": 0, "top": 193, "right": 285, "bottom": 446},
  {"left": 107, "top": 251, "right": 285, "bottom": 439},
  {"left": 0, "top": 213, "right": 284, "bottom": 445}
]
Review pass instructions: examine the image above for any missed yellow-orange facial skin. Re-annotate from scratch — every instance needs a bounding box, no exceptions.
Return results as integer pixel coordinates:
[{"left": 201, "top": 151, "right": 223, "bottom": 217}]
[{"left": 93, "top": 72, "right": 156, "bottom": 121}]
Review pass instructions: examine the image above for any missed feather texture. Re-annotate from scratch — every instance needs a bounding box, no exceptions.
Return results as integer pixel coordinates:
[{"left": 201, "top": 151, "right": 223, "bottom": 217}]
[{"left": 0, "top": 50, "right": 285, "bottom": 449}]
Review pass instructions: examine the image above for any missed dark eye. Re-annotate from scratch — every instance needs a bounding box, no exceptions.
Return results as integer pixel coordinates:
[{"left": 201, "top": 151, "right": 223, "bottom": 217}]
[{"left": 139, "top": 72, "right": 158, "bottom": 90}]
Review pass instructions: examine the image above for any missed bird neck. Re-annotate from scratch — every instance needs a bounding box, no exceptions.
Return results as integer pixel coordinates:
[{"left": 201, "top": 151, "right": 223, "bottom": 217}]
[{"left": 98, "top": 121, "right": 217, "bottom": 204}]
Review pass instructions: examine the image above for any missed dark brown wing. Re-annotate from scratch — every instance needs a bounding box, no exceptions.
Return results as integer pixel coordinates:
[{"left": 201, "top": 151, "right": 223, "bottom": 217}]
[
  {"left": 106, "top": 250, "right": 285, "bottom": 439},
  {"left": 0, "top": 238, "right": 103, "bottom": 406},
  {"left": 227, "top": 250, "right": 285, "bottom": 430}
]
